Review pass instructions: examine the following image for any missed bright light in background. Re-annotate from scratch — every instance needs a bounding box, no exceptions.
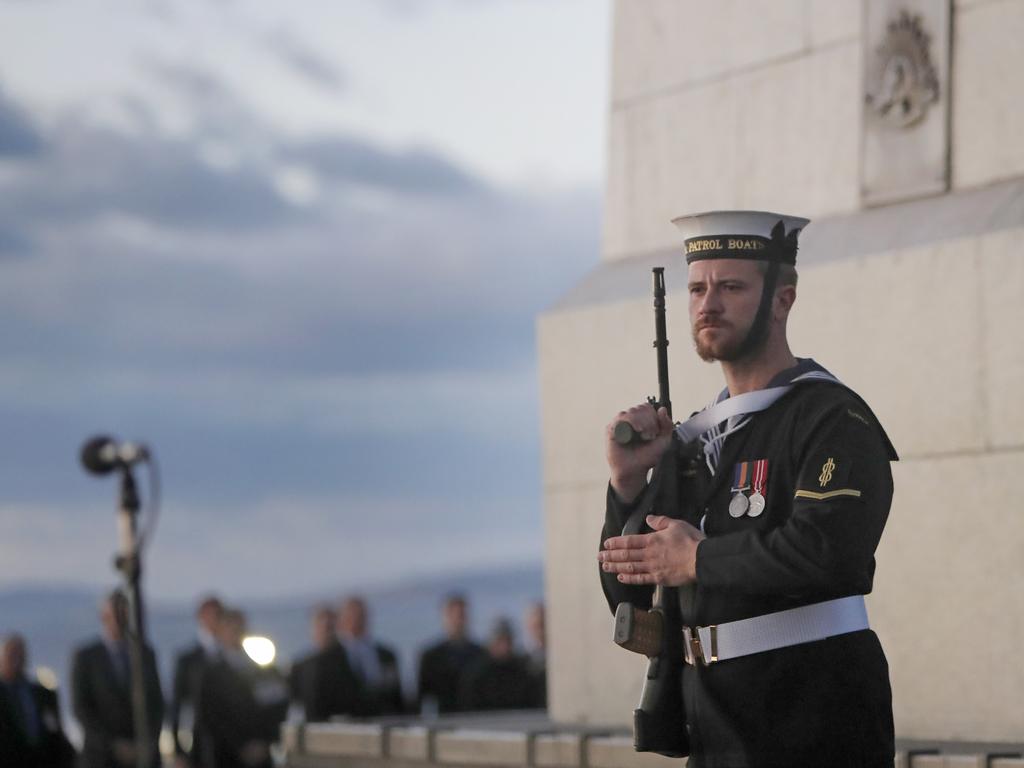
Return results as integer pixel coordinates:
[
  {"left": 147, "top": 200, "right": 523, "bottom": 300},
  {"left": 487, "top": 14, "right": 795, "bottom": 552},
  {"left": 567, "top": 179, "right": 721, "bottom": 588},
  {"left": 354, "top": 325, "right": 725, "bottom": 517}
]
[
  {"left": 35, "top": 666, "right": 58, "bottom": 691},
  {"left": 242, "top": 635, "right": 277, "bottom": 667}
]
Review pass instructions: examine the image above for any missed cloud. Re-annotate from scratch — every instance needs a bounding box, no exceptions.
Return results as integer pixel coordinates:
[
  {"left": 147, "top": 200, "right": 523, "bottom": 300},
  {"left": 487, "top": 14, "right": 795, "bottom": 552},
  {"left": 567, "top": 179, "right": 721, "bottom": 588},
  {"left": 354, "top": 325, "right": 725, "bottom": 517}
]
[
  {"left": 0, "top": 85, "right": 45, "bottom": 157},
  {"left": 265, "top": 28, "right": 346, "bottom": 92},
  {"left": 0, "top": 223, "right": 32, "bottom": 257},
  {"left": 0, "top": 493, "right": 541, "bottom": 600},
  {"left": 0, "top": 79, "right": 598, "bottom": 379},
  {"left": 4, "top": 122, "right": 301, "bottom": 231},
  {"left": 285, "top": 137, "right": 484, "bottom": 197},
  {"left": 0, "top": 502, "right": 119, "bottom": 590},
  {"left": 0, "top": 72, "right": 598, "bottom": 600}
]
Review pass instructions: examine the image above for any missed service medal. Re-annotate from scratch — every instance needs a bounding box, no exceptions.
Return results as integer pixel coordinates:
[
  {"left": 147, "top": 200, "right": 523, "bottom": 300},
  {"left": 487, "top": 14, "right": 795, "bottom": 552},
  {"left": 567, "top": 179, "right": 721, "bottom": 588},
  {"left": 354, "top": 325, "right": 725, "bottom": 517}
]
[
  {"left": 729, "top": 492, "right": 749, "bottom": 517},
  {"left": 729, "top": 461, "right": 752, "bottom": 517},
  {"left": 747, "top": 492, "right": 766, "bottom": 517},
  {"left": 747, "top": 459, "right": 769, "bottom": 517}
]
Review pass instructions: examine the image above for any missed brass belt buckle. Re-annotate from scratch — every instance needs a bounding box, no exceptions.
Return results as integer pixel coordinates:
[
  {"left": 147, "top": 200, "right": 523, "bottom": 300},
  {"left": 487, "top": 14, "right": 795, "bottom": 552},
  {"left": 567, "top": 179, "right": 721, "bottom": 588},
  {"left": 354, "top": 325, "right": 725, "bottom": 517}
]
[{"left": 683, "top": 625, "right": 719, "bottom": 666}]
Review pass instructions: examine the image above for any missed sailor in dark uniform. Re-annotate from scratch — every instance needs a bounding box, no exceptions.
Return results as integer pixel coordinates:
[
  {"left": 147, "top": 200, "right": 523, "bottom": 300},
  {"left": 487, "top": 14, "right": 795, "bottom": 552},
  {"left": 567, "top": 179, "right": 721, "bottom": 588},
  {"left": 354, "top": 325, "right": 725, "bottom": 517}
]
[{"left": 598, "top": 211, "right": 897, "bottom": 768}]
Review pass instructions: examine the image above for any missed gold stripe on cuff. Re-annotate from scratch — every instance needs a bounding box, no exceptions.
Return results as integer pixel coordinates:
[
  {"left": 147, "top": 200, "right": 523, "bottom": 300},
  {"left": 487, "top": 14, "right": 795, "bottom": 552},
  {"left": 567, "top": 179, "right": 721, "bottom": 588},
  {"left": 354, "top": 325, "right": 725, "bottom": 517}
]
[{"left": 794, "top": 488, "right": 862, "bottom": 501}]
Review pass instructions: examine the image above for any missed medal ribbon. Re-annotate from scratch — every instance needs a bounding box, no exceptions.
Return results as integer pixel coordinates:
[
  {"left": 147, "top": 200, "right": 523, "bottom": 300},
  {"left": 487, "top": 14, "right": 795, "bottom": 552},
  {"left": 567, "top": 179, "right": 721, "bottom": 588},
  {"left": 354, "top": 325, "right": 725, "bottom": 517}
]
[
  {"left": 732, "top": 461, "right": 750, "bottom": 492},
  {"left": 752, "top": 459, "right": 768, "bottom": 496}
]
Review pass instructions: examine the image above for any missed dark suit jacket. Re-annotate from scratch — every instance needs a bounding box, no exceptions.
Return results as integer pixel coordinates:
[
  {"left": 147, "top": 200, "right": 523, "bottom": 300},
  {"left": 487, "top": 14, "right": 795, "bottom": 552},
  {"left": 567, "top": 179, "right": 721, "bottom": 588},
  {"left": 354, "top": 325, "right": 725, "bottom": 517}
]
[
  {"left": 457, "top": 654, "right": 535, "bottom": 712},
  {"left": 0, "top": 679, "right": 76, "bottom": 768},
  {"left": 70, "top": 639, "right": 163, "bottom": 768},
  {"left": 417, "top": 638, "right": 485, "bottom": 714},
  {"left": 369, "top": 643, "right": 404, "bottom": 715},
  {"left": 195, "top": 656, "right": 288, "bottom": 768},
  {"left": 169, "top": 643, "right": 217, "bottom": 758},
  {"left": 288, "top": 641, "right": 366, "bottom": 722}
]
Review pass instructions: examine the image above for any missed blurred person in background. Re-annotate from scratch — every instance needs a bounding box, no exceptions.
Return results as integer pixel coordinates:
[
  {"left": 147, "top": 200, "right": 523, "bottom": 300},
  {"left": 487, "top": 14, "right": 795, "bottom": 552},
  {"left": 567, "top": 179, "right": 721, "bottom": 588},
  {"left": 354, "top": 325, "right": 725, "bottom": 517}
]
[
  {"left": 195, "top": 608, "right": 287, "bottom": 768},
  {"left": 0, "top": 633, "right": 75, "bottom": 768},
  {"left": 289, "top": 604, "right": 365, "bottom": 722},
  {"left": 458, "top": 618, "right": 533, "bottom": 712},
  {"left": 523, "top": 602, "right": 547, "bottom": 709},
  {"left": 170, "top": 594, "right": 223, "bottom": 768},
  {"left": 337, "top": 596, "right": 404, "bottom": 715},
  {"left": 417, "top": 593, "right": 484, "bottom": 715},
  {"left": 71, "top": 590, "right": 163, "bottom": 768}
]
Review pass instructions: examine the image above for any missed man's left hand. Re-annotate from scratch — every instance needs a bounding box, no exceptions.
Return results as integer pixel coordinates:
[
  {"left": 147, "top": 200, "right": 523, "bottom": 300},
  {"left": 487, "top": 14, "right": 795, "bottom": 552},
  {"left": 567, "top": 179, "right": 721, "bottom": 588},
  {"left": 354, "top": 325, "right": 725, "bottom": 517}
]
[{"left": 598, "top": 515, "right": 705, "bottom": 586}]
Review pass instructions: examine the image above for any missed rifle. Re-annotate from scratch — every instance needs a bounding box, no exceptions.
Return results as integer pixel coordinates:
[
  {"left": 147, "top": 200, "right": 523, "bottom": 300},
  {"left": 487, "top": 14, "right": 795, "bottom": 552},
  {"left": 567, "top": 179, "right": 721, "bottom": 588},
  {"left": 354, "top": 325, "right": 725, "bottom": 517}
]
[{"left": 611, "top": 267, "right": 689, "bottom": 758}]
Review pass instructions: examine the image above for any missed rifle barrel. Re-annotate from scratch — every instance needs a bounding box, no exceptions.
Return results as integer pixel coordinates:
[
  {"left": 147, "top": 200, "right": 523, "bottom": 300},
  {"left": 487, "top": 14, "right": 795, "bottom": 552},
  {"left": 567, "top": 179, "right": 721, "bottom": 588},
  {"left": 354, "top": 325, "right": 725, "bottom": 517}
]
[{"left": 612, "top": 267, "right": 671, "bottom": 445}]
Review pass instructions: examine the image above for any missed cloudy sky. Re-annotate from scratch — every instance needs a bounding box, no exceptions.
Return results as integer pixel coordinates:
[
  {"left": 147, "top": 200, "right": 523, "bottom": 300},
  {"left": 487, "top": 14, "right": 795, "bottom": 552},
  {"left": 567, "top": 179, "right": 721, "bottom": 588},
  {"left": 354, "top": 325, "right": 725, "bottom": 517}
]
[{"left": 0, "top": 0, "right": 610, "bottom": 601}]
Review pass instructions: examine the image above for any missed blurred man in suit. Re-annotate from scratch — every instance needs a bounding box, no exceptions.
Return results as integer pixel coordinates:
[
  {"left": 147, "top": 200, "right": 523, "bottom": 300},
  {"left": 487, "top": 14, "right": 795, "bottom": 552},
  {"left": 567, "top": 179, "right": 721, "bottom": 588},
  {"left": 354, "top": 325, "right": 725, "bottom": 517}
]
[
  {"left": 289, "top": 605, "right": 366, "bottom": 721},
  {"left": 71, "top": 590, "right": 163, "bottom": 768},
  {"left": 337, "top": 596, "right": 404, "bottom": 715},
  {"left": 458, "top": 618, "right": 533, "bottom": 712},
  {"left": 169, "top": 594, "right": 223, "bottom": 768},
  {"left": 0, "top": 633, "right": 75, "bottom": 768},
  {"left": 417, "top": 593, "right": 484, "bottom": 714},
  {"left": 195, "top": 608, "right": 288, "bottom": 768}
]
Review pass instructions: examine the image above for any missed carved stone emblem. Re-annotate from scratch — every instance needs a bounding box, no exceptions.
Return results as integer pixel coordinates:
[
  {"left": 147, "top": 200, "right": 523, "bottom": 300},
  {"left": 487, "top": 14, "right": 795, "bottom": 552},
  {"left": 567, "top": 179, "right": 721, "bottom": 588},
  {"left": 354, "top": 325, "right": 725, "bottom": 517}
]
[{"left": 865, "top": 10, "right": 940, "bottom": 129}]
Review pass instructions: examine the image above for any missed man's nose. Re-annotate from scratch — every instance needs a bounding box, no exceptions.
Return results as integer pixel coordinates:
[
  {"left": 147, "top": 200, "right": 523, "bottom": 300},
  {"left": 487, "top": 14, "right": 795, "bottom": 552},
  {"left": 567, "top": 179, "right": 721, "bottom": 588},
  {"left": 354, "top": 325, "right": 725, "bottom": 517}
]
[{"left": 698, "top": 286, "right": 723, "bottom": 314}]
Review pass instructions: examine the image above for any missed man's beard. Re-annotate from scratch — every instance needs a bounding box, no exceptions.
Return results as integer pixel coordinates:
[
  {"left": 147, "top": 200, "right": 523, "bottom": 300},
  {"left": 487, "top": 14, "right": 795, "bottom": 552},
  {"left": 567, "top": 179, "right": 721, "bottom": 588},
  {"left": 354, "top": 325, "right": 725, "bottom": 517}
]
[{"left": 691, "top": 320, "right": 760, "bottom": 362}]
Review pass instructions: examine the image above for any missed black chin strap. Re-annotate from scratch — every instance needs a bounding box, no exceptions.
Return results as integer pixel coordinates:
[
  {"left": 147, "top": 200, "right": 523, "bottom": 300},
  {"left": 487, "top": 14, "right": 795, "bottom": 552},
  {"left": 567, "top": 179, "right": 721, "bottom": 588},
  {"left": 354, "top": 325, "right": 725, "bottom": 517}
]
[
  {"left": 735, "top": 258, "right": 780, "bottom": 359},
  {"left": 736, "top": 220, "right": 794, "bottom": 358}
]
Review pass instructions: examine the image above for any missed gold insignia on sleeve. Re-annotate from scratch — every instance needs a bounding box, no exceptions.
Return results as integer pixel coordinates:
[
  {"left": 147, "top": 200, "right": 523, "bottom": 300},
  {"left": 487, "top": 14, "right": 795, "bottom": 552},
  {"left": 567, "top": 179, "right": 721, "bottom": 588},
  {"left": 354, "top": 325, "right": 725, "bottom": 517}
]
[
  {"left": 818, "top": 457, "right": 836, "bottom": 487},
  {"left": 794, "top": 488, "right": 862, "bottom": 501}
]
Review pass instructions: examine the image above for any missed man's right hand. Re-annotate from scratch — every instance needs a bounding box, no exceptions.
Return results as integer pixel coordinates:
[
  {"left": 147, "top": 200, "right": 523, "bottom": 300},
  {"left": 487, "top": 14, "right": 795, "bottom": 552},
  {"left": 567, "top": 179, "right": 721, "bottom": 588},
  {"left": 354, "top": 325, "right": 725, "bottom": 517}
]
[{"left": 606, "top": 403, "right": 674, "bottom": 504}]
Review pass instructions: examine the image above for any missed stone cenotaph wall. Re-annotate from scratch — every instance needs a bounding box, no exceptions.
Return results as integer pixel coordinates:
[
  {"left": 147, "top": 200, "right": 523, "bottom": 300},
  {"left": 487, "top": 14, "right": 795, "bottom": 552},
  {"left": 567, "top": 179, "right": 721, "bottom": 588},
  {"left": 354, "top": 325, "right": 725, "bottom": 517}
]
[{"left": 539, "top": 0, "right": 1024, "bottom": 742}]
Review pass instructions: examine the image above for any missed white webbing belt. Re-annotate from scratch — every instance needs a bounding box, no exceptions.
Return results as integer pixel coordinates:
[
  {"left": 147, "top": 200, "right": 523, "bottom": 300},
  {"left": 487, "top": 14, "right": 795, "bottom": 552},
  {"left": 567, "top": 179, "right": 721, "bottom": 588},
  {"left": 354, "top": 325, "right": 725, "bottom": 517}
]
[{"left": 683, "top": 595, "right": 869, "bottom": 666}]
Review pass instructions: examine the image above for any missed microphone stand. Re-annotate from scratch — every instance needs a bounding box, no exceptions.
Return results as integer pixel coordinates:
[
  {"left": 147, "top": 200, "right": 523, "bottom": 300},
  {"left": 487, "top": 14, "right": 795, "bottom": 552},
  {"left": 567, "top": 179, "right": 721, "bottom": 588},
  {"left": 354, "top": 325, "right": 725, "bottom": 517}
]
[{"left": 114, "top": 467, "right": 155, "bottom": 768}]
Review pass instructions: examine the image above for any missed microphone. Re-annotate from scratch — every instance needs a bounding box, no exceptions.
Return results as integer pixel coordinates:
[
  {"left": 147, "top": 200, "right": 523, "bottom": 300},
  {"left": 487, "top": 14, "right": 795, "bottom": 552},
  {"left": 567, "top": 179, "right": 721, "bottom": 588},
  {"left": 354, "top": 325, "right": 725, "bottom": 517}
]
[{"left": 80, "top": 435, "right": 150, "bottom": 475}]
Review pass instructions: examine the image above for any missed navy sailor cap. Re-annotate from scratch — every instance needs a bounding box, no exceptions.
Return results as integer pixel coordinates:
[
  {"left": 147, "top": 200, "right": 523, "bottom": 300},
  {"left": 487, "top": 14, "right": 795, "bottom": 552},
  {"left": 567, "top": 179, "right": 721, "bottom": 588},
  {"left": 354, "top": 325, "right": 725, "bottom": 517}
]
[{"left": 672, "top": 210, "right": 810, "bottom": 265}]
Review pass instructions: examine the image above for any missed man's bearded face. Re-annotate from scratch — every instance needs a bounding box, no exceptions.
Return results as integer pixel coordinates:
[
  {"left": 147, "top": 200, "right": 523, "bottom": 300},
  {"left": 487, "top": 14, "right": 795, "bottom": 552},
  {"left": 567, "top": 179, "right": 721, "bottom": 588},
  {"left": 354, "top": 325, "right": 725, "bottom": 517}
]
[{"left": 688, "top": 259, "right": 764, "bottom": 362}]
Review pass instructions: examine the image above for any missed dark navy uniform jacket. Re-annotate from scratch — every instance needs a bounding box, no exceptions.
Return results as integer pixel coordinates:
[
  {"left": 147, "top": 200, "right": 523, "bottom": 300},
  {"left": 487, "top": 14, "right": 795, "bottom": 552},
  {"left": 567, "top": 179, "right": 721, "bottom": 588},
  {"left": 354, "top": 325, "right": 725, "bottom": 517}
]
[{"left": 602, "top": 359, "right": 897, "bottom": 768}]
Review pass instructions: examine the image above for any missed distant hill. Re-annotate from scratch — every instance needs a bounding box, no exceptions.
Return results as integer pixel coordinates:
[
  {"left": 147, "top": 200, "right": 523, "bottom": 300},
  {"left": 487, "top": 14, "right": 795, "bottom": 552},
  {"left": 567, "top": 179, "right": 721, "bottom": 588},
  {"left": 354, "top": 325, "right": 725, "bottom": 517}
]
[{"left": 0, "top": 561, "right": 544, "bottom": 743}]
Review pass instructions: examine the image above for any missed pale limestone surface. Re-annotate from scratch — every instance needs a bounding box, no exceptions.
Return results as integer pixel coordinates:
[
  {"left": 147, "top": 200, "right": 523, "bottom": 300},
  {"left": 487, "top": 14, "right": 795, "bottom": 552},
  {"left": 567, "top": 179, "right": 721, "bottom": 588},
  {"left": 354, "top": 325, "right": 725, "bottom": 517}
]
[
  {"left": 611, "top": 1, "right": 835, "bottom": 105},
  {"left": 788, "top": 237, "right": 990, "bottom": 458},
  {"left": 732, "top": 43, "right": 861, "bottom": 215},
  {"left": 604, "top": 42, "right": 861, "bottom": 261},
  {"left": 280, "top": 723, "right": 301, "bottom": 751},
  {"left": 981, "top": 229, "right": 1024, "bottom": 449},
  {"left": 302, "top": 723, "right": 385, "bottom": 757},
  {"left": 586, "top": 736, "right": 681, "bottom": 768},
  {"left": 925, "top": 757, "right": 986, "bottom": 768},
  {"left": 543, "top": 485, "right": 648, "bottom": 726},
  {"left": 805, "top": 0, "right": 861, "bottom": 49},
  {"left": 953, "top": 1, "right": 1024, "bottom": 189},
  {"left": 433, "top": 731, "right": 528, "bottom": 766},
  {"left": 877, "top": 452, "right": 1024, "bottom": 742},
  {"left": 387, "top": 727, "right": 431, "bottom": 762},
  {"left": 532, "top": 734, "right": 585, "bottom": 768}
]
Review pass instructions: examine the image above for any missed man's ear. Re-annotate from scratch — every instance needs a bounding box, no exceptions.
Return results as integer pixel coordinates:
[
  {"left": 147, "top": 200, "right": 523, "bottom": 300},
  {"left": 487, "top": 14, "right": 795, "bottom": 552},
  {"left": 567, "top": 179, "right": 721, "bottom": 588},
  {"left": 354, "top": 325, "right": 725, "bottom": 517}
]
[{"left": 774, "top": 285, "right": 796, "bottom": 320}]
